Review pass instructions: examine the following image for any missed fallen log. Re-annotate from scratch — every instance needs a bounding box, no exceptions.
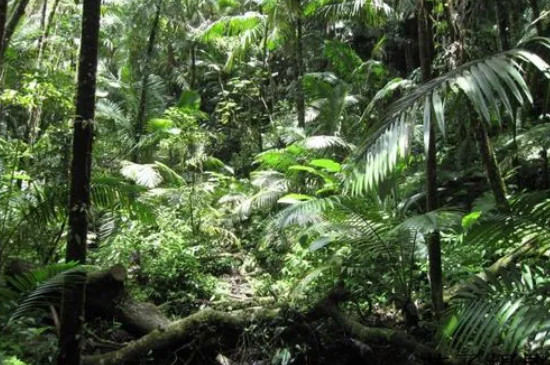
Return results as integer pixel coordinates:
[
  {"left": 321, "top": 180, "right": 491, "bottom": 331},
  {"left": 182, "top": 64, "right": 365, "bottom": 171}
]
[
  {"left": 316, "top": 301, "right": 453, "bottom": 364},
  {"left": 77, "top": 239, "right": 545, "bottom": 365},
  {"left": 83, "top": 283, "right": 454, "bottom": 365},
  {"left": 82, "top": 309, "right": 275, "bottom": 365},
  {"left": 85, "top": 264, "right": 170, "bottom": 336}
]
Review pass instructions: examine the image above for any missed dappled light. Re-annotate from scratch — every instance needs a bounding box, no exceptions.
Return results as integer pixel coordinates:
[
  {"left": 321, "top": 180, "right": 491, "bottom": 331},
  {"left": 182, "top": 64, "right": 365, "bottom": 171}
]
[{"left": 1, "top": 1, "right": 550, "bottom": 364}]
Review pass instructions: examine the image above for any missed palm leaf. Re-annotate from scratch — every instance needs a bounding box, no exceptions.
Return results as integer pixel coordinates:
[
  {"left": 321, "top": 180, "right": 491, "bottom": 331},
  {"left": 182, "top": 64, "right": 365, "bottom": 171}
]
[
  {"left": 1, "top": 262, "right": 86, "bottom": 323},
  {"left": 349, "top": 41, "right": 550, "bottom": 195},
  {"left": 440, "top": 263, "right": 550, "bottom": 358}
]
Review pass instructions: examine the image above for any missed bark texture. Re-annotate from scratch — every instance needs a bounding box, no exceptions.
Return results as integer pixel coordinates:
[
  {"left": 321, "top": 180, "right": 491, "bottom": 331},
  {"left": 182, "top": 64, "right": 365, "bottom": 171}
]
[
  {"left": 417, "top": 0, "right": 444, "bottom": 317},
  {"left": 295, "top": 0, "right": 305, "bottom": 129},
  {"left": 133, "top": 0, "right": 162, "bottom": 163},
  {"left": 0, "top": 0, "right": 7, "bottom": 66},
  {"left": 476, "top": 121, "right": 510, "bottom": 212},
  {"left": 82, "top": 310, "right": 244, "bottom": 365},
  {"left": 85, "top": 265, "right": 170, "bottom": 336},
  {"left": 57, "top": 1, "right": 101, "bottom": 364},
  {"left": 81, "top": 285, "right": 451, "bottom": 365}
]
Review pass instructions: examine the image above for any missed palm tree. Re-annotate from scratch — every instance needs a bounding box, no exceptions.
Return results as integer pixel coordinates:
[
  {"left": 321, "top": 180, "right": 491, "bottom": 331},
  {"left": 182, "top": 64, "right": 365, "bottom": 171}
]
[
  {"left": 416, "top": 0, "right": 443, "bottom": 316},
  {"left": 57, "top": 0, "right": 101, "bottom": 363},
  {"left": 348, "top": 35, "right": 550, "bottom": 315}
]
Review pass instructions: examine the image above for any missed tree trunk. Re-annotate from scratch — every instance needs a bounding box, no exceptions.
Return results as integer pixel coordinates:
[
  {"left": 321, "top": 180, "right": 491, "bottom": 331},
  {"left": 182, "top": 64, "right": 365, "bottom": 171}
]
[
  {"left": 26, "top": 0, "right": 49, "bottom": 145},
  {"left": 81, "top": 286, "right": 453, "bottom": 365},
  {"left": 190, "top": 42, "right": 196, "bottom": 89},
  {"left": 57, "top": 0, "right": 101, "bottom": 364},
  {"left": 476, "top": 120, "right": 510, "bottom": 212},
  {"left": 494, "top": 0, "right": 510, "bottom": 51},
  {"left": 541, "top": 148, "right": 549, "bottom": 189},
  {"left": 82, "top": 310, "right": 245, "bottom": 365},
  {"left": 39, "top": 0, "right": 61, "bottom": 60},
  {"left": 1, "top": 0, "right": 31, "bottom": 63},
  {"left": 295, "top": 1, "right": 305, "bottom": 129},
  {"left": 133, "top": 0, "right": 162, "bottom": 163},
  {"left": 417, "top": 0, "right": 444, "bottom": 317},
  {"left": 0, "top": 0, "right": 7, "bottom": 68},
  {"left": 444, "top": 0, "right": 456, "bottom": 43},
  {"left": 36, "top": 0, "right": 48, "bottom": 60},
  {"left": 84, "top": 265, "right": 170, "bottom": 336},
  {"left": 316, "top": 302, "right": 451, "bottom": 364}
]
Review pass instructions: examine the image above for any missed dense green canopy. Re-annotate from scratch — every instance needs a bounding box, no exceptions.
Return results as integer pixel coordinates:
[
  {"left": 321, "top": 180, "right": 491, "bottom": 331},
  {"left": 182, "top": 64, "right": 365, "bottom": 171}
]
[{"left": 1, "top": 0, "right": 550, "bottom": 364}]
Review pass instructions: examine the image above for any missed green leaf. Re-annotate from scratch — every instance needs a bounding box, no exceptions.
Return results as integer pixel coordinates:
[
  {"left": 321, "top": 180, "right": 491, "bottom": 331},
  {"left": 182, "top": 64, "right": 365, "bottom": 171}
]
[
  {"left": 177, "top": 90, "right": 201, "bottom": 111},
  {"left": 462, "top": 211, "right": 482, "bottom": 231},
  {"left": 278, "top": 194, "right": 313, "bottom": 205},
  {"left": 309, "top": 159, "right": 341, "bottom": 172},
  {"left": 432, "top": 91, "right": 445, "bottom": 138},
  {"left": 309, "top": 236, "right": 332, "bottom": 251}
]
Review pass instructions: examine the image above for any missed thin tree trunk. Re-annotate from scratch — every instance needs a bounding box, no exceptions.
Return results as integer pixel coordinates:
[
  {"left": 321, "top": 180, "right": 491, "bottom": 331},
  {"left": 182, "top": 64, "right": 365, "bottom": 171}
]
[
  {"left": 1, "top": 0, "right": 31, "bottom": 62},
  {"left": 488, "top": 0, "right": 513, "bottom": 208},
  {"left": 494, "top": 0, "right": 510, "bottom": 51},
  {"left": 26, "top": 0, "right": 49, "bottom": 145},
  {"left": 190, "top": 42, "right": 196, "bottom": 89},
  {"left": 417, "top": 0, "right": 443, "bottom": 317},
  {"left": 444, "top": 0, "right": 463, "bottom": 64},
  {"left": 56, "top": 0, "right": 101, "bottom": 364},
  {"left": 133, "top": 0, "right": 162, "bottom": 163},
  {"left": 261, "top": 15, "right": 275, "bottom": 115},
  {"left": 444, "top": 0, "right": 456, "bottom": 43},
  {"left": 39, "top": 0, "right": 62, "bottom": 63},
  {"left": 541, "top": 148, "right": 549, "bottom": 189},
  {"left": 0, "top": 0, "right": 7, "bottom": 67},
  {"left": 0, "top": 0, "right": 8, "bottom": 137},
  {"left": 36, "top": 0, "right": 48, "bottom": 60},
  {"left": 529, "top": 0, "right": 543, "bottom": 35},
  {"left": 295, "top": 1, "right": 305, "bottom": 129},
  {"left": 476, "top": 121, "right": 510, "bottom": 212}
]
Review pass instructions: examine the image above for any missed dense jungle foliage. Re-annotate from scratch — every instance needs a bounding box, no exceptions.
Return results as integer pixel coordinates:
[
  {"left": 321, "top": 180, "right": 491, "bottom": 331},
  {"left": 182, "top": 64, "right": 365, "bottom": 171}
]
[{"left": 2, "top": 0, "right": 550, "bottom": 364}]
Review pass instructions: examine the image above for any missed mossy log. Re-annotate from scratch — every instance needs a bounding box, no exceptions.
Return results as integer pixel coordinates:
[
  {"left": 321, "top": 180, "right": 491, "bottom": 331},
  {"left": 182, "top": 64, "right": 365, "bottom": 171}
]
[
  {"left": 82, "top": 286, "right": 451, "bottom": 365},
  {"left": 316, "top": 301, "right": 453, "bottom": 364},
  {"left": 82, "top": 309, "right": 260, "bottom": 365}
]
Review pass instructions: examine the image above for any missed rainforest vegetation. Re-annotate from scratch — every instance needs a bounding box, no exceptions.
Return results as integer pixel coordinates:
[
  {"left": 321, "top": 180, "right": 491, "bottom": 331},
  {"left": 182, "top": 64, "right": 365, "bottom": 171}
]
[{"left": 2, "top": 0, "right": 550, "bottom": 364}]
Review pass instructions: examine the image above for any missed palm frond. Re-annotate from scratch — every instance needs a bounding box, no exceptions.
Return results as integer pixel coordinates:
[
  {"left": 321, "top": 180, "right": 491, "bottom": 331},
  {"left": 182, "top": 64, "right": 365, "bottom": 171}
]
[
  {"left": 299, "top": 135, "right": 354, "bottom": 150},
  {"left": 1, "top": 262, "right": 86, "bottom": 323},
  {"left": 349, "top": 42, "right": 550, "bottom": 195},
  {"left": 120, "top": 160, "right": 163, "bottom": 188},
  {"left": 465, "top": 190, "right": 550, "bottom": 253},
  {"left": 440, "top": 262, "right": 550, "bottom": 358}
]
